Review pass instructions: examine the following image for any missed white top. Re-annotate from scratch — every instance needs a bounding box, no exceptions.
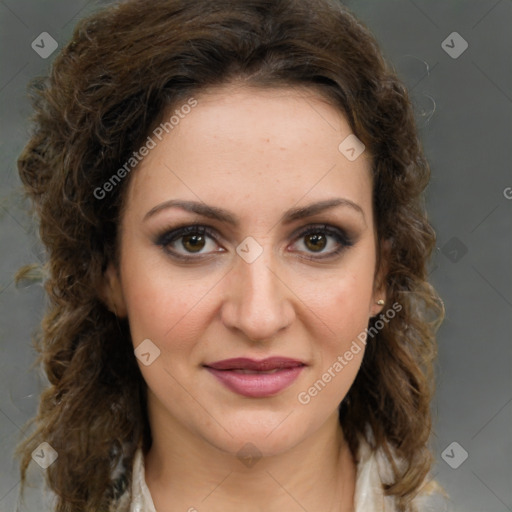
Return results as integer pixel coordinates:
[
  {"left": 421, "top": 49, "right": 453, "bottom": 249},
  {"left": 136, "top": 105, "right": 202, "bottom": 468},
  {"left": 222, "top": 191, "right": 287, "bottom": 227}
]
[{"left": 112, "top": 439, "right": 450, "bottom": 512}]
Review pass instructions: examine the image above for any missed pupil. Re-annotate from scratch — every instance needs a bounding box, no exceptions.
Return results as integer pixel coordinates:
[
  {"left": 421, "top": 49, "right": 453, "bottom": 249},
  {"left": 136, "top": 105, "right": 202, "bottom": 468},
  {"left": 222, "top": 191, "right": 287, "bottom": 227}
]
[
  {"left": 180, "top": 233, "right": 327, "bottom": 254},
  {"left": 183, "top": 234, "right": 205, "bottom": 252},
  {"left": 305, "top": 233, "right": 326, "bottom": 251}
]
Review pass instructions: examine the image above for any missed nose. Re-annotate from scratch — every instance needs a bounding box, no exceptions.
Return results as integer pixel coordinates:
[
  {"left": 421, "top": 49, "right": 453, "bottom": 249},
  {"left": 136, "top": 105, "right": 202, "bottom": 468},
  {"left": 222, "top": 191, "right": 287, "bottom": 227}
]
[{"left": 220, "top": 245, "right": 294, "bottom": 342}]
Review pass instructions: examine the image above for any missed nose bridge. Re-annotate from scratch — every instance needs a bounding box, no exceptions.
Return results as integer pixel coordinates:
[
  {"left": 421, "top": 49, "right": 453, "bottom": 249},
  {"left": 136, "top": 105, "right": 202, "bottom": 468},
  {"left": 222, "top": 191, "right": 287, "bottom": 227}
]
[{"left": 224, "top": 240, "right": 291, "bottom": 340}]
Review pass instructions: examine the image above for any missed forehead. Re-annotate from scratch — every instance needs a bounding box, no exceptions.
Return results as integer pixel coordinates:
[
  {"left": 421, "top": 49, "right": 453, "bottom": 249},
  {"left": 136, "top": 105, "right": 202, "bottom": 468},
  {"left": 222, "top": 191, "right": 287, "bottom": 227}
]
[{"left": 123, "top": 85, "right": 373, "bottom": 223}]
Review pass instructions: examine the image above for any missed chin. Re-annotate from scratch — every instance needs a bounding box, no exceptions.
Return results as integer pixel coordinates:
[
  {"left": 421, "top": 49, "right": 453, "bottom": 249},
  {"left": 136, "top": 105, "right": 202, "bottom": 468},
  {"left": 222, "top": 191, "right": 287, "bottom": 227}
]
[{"left": 197, "top": 412, "right": 310, "bottom": 459}]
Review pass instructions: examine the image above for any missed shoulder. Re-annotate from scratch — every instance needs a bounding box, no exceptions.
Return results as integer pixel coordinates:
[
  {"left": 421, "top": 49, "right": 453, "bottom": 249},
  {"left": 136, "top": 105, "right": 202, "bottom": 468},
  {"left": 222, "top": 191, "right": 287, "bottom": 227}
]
[
  {"left": 110, "top": 446, "right": 156, "bottom": 512},
  {"left": 112, "top": 440, "right": 451, "bottom": 512},
  {"left": 354, "top": 436, "right": 451, "bottom": 512},
  {"left": 353, "top": 436, "right": 397, "bottom": 511}
]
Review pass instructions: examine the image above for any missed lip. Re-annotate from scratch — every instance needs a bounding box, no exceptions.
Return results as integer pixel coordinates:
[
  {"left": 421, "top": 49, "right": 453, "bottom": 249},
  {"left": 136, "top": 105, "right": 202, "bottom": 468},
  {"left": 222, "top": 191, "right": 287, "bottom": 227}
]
[{"left": 204, "top": 357, "right": 306, "bottom": 398}]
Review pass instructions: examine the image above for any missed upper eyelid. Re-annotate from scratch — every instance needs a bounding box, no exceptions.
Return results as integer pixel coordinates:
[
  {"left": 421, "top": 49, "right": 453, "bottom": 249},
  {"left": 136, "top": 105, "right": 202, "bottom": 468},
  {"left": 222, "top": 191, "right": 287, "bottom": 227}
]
[
  {"left": 157, "top": 223, "right": 353, "bottom": 252},
  {"left": 158, "top": 222, "right": 349, "bottom": 239}
]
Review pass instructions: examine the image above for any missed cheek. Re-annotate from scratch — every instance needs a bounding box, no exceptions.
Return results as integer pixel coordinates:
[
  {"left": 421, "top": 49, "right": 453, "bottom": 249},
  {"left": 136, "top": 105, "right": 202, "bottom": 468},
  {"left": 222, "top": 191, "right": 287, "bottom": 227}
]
[
  {"left": 118, "top": 241, "right": 201, "bottom": 349},
  {"left": 313, "top": 281, "right": 370, "bottom": 369},
  {"left": 123, "top": 276, "right": 211, "bottom": 353},
  {"left": 296, "top": 278, "right": 371, "bottom": 411},
  {"left": 306, "top": 255, "right": 376, "bottom": 337},
  {"left": 301, "top": 250, "right": 375, "bottom": 380}
]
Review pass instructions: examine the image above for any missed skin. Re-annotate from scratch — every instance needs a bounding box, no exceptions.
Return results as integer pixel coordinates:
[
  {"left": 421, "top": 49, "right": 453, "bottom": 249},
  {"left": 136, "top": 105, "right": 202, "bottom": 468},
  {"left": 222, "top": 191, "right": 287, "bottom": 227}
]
[{"left": 103, "top": 83, "right": 387, "bottom": 512}]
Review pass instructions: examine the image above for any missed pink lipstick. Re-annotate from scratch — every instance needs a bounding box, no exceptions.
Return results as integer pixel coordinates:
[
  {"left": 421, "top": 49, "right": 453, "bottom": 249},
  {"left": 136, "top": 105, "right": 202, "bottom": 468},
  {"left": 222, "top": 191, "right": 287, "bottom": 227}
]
[{"left": 204, "top": 357, "right": 305, "bottom": 398}]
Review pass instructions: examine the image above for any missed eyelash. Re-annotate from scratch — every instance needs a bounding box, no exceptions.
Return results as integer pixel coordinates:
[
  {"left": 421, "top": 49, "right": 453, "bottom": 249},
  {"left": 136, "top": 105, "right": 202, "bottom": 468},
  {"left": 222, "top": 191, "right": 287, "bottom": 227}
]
[{"left": 155, "top": 223, "right": 355, "bottom": 262}]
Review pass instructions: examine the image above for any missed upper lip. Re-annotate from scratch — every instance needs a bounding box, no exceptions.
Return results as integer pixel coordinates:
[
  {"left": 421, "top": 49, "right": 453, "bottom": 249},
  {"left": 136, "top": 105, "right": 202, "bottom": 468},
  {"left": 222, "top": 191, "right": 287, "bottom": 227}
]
[{"left": 204, "top": 357, "right": 306, "bottom": 371}]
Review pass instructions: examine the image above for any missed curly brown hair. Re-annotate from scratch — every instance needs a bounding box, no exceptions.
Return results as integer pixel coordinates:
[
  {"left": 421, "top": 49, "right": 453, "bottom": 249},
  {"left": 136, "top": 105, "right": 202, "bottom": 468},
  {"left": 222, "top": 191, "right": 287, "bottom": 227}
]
[{"left": 15, "top": 0, "right": 444, "bottom": 510}]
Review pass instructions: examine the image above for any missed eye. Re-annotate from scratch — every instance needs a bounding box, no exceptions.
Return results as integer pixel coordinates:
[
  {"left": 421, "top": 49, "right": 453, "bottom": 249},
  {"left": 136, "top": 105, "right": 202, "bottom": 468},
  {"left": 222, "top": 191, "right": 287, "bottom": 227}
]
[
  {"left": 155, "top": 225, "right": 223, "bottom": 260},
  {"left": 289, "top": 224, "right": 354, "bottom": 259},
  {"left": 155, "top": 223, "right": 355, "bottom": 262}
]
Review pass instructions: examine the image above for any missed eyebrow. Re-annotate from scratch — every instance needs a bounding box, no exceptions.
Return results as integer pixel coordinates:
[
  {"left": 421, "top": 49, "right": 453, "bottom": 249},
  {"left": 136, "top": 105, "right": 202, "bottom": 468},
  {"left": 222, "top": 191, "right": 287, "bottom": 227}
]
[{"left": 144, "top": 197, "right": 366, "bottom": 226}]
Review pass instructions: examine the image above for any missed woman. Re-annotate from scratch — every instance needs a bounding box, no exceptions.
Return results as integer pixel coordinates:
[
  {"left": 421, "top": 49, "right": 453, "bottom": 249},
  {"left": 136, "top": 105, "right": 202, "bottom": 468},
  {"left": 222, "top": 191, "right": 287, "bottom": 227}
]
[{"left": 15, "top": 0, "right": 446, "bottom": 510}]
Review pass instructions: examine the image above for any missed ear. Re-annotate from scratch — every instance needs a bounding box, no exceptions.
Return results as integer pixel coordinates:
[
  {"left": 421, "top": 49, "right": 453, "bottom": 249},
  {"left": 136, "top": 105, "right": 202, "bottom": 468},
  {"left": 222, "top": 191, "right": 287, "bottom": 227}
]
[
  {"left": 370, "top": 238, "right": 391, "bottom": 317},
  {"left": 98, "top": 263, "right": 128, "bottom": 318}
]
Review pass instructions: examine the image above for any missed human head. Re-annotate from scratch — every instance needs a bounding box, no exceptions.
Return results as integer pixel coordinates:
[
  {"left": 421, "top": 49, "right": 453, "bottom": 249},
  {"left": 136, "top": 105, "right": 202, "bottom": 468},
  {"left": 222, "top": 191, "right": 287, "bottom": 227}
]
[{"left": 16, "top": 1, "right": 443, "bottom": 510}]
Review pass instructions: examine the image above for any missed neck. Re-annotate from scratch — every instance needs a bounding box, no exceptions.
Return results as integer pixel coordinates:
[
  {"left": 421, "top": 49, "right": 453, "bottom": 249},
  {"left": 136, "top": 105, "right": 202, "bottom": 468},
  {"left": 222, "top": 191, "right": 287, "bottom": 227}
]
[{"left": 143, "top": 407, "right": 356, "bottom": 512}]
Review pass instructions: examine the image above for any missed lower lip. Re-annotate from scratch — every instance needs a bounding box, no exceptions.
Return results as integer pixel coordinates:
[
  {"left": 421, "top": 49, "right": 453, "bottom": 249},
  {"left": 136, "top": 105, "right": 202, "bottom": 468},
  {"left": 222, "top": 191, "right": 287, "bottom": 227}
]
[{"left": 205, "top": 366, "right": 304, "bottom": 398}]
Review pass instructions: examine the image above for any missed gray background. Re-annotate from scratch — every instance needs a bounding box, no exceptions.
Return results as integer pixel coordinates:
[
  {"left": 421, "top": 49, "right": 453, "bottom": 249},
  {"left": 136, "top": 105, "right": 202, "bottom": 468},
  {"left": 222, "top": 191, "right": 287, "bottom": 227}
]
[{"left": 1, "top": 0, "right": 511, "bottom": 511}]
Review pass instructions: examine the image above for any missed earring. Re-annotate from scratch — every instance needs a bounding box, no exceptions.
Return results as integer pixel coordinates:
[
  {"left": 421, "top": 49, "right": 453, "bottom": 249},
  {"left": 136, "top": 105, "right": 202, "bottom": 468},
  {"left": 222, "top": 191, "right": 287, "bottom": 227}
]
[{"left": 376, "top": 299, "right": 384, "bottom": 305}]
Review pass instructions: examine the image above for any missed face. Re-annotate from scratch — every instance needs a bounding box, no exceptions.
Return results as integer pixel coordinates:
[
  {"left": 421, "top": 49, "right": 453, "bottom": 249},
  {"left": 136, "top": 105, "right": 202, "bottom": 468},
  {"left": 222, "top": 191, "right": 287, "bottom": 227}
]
[{"left": 103, "top": 84, "right": 386, "bottom": 458}]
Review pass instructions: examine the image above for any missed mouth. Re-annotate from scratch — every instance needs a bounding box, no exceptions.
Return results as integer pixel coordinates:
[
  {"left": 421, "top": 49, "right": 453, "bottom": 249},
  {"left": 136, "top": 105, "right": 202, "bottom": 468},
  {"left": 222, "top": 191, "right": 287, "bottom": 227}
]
[{"left": 203, "top": 357, "right": 306, "bottom": 398}]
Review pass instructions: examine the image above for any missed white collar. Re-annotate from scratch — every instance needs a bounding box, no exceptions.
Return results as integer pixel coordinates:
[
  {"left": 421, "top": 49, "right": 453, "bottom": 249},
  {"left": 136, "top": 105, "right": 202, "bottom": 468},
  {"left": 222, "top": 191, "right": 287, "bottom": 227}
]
[{"left": 121, "top": 437, "right": 442, "bottom": 512}]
